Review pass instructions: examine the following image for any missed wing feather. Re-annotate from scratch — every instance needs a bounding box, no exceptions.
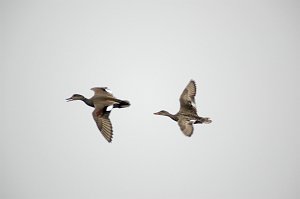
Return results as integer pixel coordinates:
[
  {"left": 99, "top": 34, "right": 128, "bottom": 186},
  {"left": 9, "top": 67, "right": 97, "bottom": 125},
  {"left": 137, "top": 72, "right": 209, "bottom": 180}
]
[
  {"left": 179, "top": 80, "right": 197, "bottom": 114},
  {"left": 91, "top": 87, "right": 114, "bottom": 97},
  {"left": 92, "top": 106, "right": 113, "bottom": 142},
  {"left": 178, "top": 119, "right": 194, "bottom": 137}
]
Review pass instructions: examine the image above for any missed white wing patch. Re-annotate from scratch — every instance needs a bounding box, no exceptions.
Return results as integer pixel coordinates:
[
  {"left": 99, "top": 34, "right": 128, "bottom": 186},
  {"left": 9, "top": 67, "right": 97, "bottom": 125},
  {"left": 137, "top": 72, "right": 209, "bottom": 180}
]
[
  {"left": 189, "top": 119, "right": 197, "bottom": 123},
  {"left": 191, "top": 101, "right": 196, "bottom": 108},
  {"left": 104, "top": 88, "right": 113, "bottom": 94},
  {"left": 106, "top": 105, "right": 113, "bottom": 112}
]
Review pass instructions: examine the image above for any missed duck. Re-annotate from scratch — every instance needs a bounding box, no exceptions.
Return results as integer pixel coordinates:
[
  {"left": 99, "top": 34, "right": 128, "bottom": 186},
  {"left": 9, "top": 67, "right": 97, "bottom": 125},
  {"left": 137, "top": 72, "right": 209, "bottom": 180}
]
[
  {"left": 154, "top": 80, "right": 212, "bottom": 137},
  {"left": 66, "top": 87, "right": 130, "bottom": 142}
]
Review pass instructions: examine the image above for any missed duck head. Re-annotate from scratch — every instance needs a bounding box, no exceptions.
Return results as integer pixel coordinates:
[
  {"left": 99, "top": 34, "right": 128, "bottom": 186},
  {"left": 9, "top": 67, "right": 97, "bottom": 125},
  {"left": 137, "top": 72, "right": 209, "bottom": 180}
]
[
  {"left": 154, "top": 110, "right": 170, "bottom": 116},
  {"left": 66, "top": 94, "right": 85, "bottom": 102}
]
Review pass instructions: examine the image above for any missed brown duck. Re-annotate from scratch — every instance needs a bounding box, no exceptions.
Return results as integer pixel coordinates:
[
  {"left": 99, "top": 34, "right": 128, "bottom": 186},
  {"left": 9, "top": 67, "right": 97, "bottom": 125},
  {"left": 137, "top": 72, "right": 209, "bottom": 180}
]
[
  {"left": 66, "top": 87, "right": 130, "bottom": 142},
  {"left": 154, "top": 80, "right": 212, "bottom": 137}
]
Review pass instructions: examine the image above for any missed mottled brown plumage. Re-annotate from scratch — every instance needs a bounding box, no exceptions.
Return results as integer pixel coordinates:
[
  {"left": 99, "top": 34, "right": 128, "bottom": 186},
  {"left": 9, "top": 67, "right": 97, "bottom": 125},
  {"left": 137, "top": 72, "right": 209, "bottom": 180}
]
[
  {"left": 154, "top": 80, "right": 211, "bottom": 137},
  {"left": 66, "top": 87, "right": 130, "bottom": 142}
]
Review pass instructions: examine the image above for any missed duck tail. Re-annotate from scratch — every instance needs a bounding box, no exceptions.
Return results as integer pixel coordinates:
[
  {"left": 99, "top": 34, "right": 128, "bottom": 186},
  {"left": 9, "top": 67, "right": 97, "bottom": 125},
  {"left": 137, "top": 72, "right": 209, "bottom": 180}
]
[
  {"left": 113, "top": 100, "right": 130, "bottom": 108},
  {"left": 195, "top": 117, "right": 212, "bottom": 124},
  {"left": 203, "top": 117, "right": 212, "bottom": 124}
]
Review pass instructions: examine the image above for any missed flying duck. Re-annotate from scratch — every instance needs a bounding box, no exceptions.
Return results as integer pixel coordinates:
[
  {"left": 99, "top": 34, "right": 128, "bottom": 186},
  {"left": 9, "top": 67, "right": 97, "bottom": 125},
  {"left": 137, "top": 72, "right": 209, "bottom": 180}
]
[
  {"left": 66, "top": 87, "right": 130, "bottom": 142},
  {"left": 154, "top": 80, "right": 211, "bottom": 137}
]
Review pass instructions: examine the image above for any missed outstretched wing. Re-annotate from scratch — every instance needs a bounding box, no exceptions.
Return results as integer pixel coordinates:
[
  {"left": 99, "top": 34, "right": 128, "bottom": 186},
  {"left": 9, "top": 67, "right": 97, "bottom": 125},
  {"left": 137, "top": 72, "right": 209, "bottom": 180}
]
[
  {"left": 92, "top": 106, "right": 113, "bottom": 143},
  {"left": 178, "top": 119, "right": 194, "bottom": 137},
  {"left": 179, "top": 80, "right": 197, "bottom": 114},
  {"left": 91, "top": 87, "right": 114, "bottom": 98}
]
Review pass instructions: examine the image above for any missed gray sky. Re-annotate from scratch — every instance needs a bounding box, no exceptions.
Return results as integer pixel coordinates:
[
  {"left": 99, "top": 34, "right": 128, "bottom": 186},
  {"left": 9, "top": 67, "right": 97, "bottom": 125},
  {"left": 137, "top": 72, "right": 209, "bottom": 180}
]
[{"left": 1, "top": 0, "right": 299, "bottom": 198}]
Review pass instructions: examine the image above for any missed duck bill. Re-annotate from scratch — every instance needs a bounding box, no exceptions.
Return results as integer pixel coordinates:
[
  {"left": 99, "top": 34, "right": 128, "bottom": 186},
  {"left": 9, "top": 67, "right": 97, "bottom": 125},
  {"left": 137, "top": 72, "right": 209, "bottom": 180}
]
[
  {"left": 66, "top": 97, "right": 74, "bottom": 102},
  {"left": 153, "top": 112, "right": 159, "bottom": 115}
]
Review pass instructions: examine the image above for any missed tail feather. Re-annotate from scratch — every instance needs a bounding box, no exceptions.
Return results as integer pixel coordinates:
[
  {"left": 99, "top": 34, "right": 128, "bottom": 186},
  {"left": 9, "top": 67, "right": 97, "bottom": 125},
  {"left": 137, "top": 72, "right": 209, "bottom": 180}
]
[
  {"left": 203, "top": 117, "right": 212, "bottom": 124},
  {"left": 195, "top": 117, "right": 212, "bottom": 124}
]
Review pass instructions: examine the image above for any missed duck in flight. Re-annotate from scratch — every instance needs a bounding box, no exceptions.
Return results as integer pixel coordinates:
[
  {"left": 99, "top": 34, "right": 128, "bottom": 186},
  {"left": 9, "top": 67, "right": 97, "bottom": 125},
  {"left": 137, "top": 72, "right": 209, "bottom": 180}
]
[
  {"left": 66, "top": 87, "right": 130, "bottom": 142},
  {"left": 154, "top": 80, "right": 212, "bottom": 137}
]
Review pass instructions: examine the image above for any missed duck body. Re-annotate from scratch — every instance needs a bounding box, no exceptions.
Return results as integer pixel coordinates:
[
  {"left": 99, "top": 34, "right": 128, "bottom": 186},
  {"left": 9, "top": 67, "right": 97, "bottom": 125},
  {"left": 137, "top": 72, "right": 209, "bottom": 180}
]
[
  {"left": 66, "top": 87, "right": 130, "bottom": 142},
  {"left": 154, "top": 80, "right": 211, "bottom": 137},
  {"left": 67, "top": 94, "right": 129, "bottom": 109}
]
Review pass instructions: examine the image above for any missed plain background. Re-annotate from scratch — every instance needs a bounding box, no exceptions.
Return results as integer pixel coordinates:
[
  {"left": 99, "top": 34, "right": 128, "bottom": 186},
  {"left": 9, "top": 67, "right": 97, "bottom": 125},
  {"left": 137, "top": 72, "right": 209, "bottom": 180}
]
[{"left": 1, "top": 0, "right": 299, "bottom": 198}]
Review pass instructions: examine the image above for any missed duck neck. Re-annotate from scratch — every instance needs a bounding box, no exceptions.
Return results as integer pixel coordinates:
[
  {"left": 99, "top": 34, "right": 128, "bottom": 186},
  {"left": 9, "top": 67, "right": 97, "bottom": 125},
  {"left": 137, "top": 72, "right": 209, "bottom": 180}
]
[
  {"left": 82, "top": 97, "right": 94, "bottom": 107},
  {"left": 166, "top": 112, "right": 178, "bottom": 121}
]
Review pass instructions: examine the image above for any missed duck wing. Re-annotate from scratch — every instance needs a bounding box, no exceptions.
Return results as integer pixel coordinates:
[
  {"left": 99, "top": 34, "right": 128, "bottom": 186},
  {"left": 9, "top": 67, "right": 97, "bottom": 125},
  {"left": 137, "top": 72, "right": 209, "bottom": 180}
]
[
  {"left": 91, "top": 87, "right": 114, "bottom": 97},
  {"left": 179, "top": 80, "right": 197, "bottom": 114},
  {"left": 92, "top": 105, "right": 113, "bottom": 143},
  {"left": 178, "top": 119, "right": 194, "bottom": 137}
]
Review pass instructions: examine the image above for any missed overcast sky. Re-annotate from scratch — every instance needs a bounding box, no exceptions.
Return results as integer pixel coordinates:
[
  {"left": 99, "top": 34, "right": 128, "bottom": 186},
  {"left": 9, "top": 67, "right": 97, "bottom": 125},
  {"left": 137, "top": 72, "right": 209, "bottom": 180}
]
[{"left": 1, "top": 0, "right": 299, "bottom": 199}]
